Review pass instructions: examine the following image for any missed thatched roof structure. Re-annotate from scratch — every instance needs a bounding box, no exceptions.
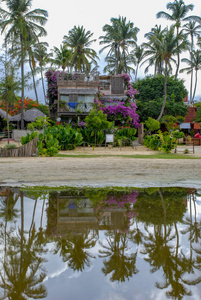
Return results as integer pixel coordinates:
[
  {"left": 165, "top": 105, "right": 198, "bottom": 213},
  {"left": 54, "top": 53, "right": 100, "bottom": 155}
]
[
  {"left": 0, "top": 108, "right": 12, "bottom": 120},
  {"left": 12, "top": 108, "right": 46, "bottom": 122}
]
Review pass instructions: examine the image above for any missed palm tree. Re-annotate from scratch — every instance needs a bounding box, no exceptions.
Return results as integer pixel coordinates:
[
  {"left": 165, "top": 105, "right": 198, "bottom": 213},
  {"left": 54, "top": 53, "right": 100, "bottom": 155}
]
[
  {"left": 51, "top": 44, "right": 72, "bottom": 72},
  {"left": 33, "top": 42, "right": 52, "bottom": 104},
  {"left": 54, "top": 230, "right": 97, "bottom": 272},
  {"left": 183, "top": 21, "right": 201, "bottom": 103},
  {"left": 0, "top": 0, "right": 48, "bottom": 129},
  {"left": 157, "top": 26, "right": 187, "bottom": 121},
  {"left": 99, "top": 16, "right": 139, "bottom": 75},
  {"left": 156, "top": 0, "right": 194, "bottom": 78},
  {"left": 142, "top": 25, "right": 166, "bottom": 75},
  {"left": 103, "top": 51, "right": 134, "bottom": 75},
  {"left": 180, "top": 50, "right": 201, "bottom": 103},
  {"left": 63, "top": 25, "right": 98, "bottom": 73},
  {"left": 99, "top": 231, "right": 138, "bottom": 282},
  {"left": 99, "top": 18, "right": 121, "bottom": 75},
  {"left": 0, "top": 56, "right": 19, "bottom": 143},
  {"left": 130, "top": 45, "right": 145, "bottom": 81},
  {"left": 115, "top": 16, "right": 139, "bottom": 74}
]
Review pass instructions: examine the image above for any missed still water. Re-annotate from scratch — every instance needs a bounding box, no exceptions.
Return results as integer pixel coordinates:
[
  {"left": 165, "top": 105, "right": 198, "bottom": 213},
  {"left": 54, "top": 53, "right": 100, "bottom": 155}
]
[{"left": 0, "top": 186, "right": 201, "bottom": 300}]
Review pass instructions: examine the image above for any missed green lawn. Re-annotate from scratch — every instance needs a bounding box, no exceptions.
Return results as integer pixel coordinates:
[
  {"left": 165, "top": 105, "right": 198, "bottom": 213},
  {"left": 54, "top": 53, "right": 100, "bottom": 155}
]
[{"left": 56, "top": 152, "right": 201, "bottom": 159}]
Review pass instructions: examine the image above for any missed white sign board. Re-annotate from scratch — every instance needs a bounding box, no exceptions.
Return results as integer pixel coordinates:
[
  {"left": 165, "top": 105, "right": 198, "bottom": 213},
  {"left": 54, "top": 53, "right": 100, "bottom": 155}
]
[{"left": 106, "top": 134, "right": 114, "bottom": 143}]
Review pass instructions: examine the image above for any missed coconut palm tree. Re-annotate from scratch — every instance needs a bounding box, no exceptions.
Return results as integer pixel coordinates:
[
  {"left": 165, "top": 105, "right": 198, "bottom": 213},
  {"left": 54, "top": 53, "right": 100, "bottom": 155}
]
[
  {"left": 115, "top": 16, "right": 139, "bottom": 74},
  {"left": 99, "top": 18, "right": 121, "bottom": 75},
  {"left": 0, "top": 0, "right": 48, "bottom": 129},
  {"left": 180, "top": 50, "right": 201, "bottom": 103},
  {"left": 103, "top": 51, "right": 134, "bottom": 75},
  {"left": 142, "top": 25, "right": 166, "bottom": 75},
  {"left": 130, "top": 45, "right": 145, "bottom": 81},
  {"left": 156, "top": 26, "right": 187, "bottom": 121},
  {"left": 51, "top": 44, "right": 72, "bottom": 72},
  {"left": 99, "top": 231, "right": 138, "bottom": 282},
  {"left": 63, "top": 25, "right": 98, "bottom": 73},
  {"left": 182, "top": 21, "right": 201, "bottom": 103},
  {"left": 33, "top": 42, "right": 52, "bottom": 104},
  {"left": 99, "top": 16, "right": 139, "bottom": 75},
  {"left": 156, "top": 0, "right": 194, "bottom": 78}
]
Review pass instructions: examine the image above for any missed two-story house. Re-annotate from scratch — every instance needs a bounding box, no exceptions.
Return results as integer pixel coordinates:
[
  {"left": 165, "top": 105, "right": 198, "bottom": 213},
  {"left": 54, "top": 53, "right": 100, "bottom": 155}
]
[{"left": 56, "top": 73, "right": 128, "bottom": 123}]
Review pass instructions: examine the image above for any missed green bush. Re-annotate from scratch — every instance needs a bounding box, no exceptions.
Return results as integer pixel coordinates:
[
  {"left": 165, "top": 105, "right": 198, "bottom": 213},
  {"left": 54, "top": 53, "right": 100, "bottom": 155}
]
[
  {"left": 143, "top": 134, "right": 160, "bottom": 150},
  {"left": 145, "top": 117, "right": 160, "bottom": 132},
  {"left": 4, "top": 143, "right": 17, "bottom": 150},
  {"left": 45, "top": 125, "right": 83, "bottom": 150},
  {"left": 158, "top": 132, "right": 177, "bottom": 153},
  {"left": 37, "top": 132, "right": 60, "bottom": 157},
  {"left": 21, "top": 131, "right": 38, "bottom": 145}
]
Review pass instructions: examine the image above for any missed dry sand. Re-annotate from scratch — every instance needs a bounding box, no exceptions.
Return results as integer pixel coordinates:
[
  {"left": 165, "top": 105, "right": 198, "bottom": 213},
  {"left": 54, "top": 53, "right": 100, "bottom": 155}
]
[{"left": 0, "top": 142, "right": 201, "bottom": 189}]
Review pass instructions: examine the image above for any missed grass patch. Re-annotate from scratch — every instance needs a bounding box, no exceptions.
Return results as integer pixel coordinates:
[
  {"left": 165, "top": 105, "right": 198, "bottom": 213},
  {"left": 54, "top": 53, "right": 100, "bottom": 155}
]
[{"left": 56, "top": 152, "right": 201, "bottom": 159}]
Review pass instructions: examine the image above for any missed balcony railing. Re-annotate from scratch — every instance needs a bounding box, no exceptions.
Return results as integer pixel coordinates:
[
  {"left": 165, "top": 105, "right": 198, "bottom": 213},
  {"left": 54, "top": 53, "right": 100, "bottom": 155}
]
[{"left": 59, "top": 102, "right": 94, "bottom": 113}]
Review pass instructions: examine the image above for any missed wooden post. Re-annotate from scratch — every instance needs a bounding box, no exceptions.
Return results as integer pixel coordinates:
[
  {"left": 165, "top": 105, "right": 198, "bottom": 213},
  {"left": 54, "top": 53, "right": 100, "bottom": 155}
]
[{"left": 138, "top": 123, "right": 144, "bottom": 144}]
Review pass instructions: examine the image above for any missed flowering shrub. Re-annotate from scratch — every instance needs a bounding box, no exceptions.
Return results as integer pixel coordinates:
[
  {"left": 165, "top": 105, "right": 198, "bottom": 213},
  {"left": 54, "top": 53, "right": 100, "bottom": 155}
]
[
  {"left": 96, "top": 74, "right": 140, "bottom": 128},
  {"left": 45, "top": 69, "right": 78, "bottom": 114},
  {"left": 121, "top": 73, "right": 139, "bottom": 100},
  {"left": 100, "top": 101, "right": 140, "bottom": 128},
  {"left": 0, "top": 97, "right": 48, "bottom": 116}
]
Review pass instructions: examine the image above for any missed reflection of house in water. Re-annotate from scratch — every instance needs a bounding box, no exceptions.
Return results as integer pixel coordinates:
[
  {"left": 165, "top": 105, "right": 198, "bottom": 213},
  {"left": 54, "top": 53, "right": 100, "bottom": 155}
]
[{"left": 46, "top": 193, "right": 129, "bottom": 236}]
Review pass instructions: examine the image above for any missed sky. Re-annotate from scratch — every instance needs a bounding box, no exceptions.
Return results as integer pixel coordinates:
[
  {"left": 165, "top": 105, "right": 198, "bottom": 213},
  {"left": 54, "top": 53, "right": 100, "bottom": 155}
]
[{"left": 2, "top": 0, "right": 201, "bottom": 101}]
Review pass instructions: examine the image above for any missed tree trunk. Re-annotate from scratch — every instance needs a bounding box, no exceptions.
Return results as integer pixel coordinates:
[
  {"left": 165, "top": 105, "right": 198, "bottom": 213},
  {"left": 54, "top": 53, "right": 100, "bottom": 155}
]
[
  {"left": 6, "top": 103, "right": 10, "bottom": 144},
  {"left": 29, "top": 57, "right": 39, "bottom": 103},
  {"left": 157, "top": 62, "right": 168, "bottom": 121},
  {"left": 115, "top": 44, "right": 118, "bottom": 75},
  {"left": 189, "top": 33, "right": 194, "bottom": 104},
  {"left": 20, "top": 35, "right": 25, "bottom": 130},
  {"left": 123, "top": 45, "right": 127, "bottom": 74},
  {"left": 135, "top": 64, "right": 139, "bottom": 82},
  {"left": 192, "top": 69, "right": 197, "bottom": 103},
  {"left": 40, "top": 67, "right": 47, "bottom": 104},
  {"left": 175, "top": 26, "right": 180, "bottom": 79}
]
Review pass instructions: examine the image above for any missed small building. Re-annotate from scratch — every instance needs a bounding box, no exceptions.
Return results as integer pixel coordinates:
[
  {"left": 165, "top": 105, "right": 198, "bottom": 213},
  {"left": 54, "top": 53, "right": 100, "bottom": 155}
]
[
  {"left": 57, "top": 73, "right": 128, "bottom": 123},
  {"left": 11, "top": 108, "right": 46, "bottom": 129},
  {"left": 180, "top": 106, "right": 200, "bottom": 135},
  {"left": 57, "top": 73, "right": 99, "bottom": 123}
]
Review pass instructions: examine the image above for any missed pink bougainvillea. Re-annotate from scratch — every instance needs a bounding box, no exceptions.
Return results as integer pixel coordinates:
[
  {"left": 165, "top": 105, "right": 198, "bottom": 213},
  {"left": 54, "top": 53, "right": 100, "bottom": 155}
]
[{"left": 96, "top": 74, "right": 140, "bottom": 127}]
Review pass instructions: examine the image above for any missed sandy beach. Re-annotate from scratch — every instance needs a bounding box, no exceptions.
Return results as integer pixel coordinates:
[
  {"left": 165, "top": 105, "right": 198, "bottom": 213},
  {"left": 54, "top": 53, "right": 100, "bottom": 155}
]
[{"left": 0, "top": 143, "right": 201, "bottom": 189}]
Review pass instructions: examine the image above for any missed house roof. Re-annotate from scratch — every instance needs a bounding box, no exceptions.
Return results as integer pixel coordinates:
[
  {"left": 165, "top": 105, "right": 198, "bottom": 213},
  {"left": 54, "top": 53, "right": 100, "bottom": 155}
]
[
  {"left": 0, "top": 108, "right": 12, "bottom": 120},
  {"left": 59, "top": 88, "right": 97, "bottom": 95},
  {"left": 11, "top": 108, "right": 46, "bottom": 122},
  {"left": 193, "top": 123, "right": 201, "bottom": 129}
]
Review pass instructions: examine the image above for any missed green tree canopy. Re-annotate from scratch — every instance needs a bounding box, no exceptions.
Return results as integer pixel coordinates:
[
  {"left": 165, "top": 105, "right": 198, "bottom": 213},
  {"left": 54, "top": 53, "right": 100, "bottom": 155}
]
[{"left": 133, "top": 75, "right": 188, "bottom": 122}]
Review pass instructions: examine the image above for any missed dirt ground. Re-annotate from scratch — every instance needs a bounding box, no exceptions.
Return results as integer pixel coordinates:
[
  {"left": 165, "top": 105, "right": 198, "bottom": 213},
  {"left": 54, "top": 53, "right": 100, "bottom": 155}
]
[{"left": 0, "top": 141, "right": 201, "bottom": 189}]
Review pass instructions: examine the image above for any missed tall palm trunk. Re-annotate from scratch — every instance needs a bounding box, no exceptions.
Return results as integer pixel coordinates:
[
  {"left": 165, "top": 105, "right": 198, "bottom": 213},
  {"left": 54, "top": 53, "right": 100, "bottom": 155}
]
[
  {"left": 157, "top": 61, "right": 168, "bottom": 121},
  {"left": 6, "top": 103, "right": 10, "bottom": 144},
  {"left": 192, "top": 69, "right": 198, "bottom": 102},
  {"left": 29, "top": 56, "right": 39, "bottom": 103},
  {"left": 123, "top": 45, "right": 128, "bottom": 74},
  {"left": 189, "top": 33, "right": 194, "bottom": 104},
  {"left": 114, "top": 44, "right": 119, "bottom": 75},
  {"left": 20, "top": 35, "right": 25, "bottom": 130},
  {"left": 175, "top": 26, "right": 180, "bottom": 78},
  {"left": 20, "top": 191, "right": 24, "bottom": 277},
  {"left": 135, "top": 63, "right": 139, "bottom": 82},
  {"left": 40, "top": 65, "right": 47, "bottom": 104}
]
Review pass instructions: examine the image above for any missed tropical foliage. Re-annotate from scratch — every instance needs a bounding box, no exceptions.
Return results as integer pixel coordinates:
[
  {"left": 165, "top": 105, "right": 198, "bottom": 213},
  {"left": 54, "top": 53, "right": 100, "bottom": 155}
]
[
  {"left": 133, "top": 75, "right": 188, "bottom": 122},
  {"left": 0, "top": 0, "right": 48, "bottom": 128}
]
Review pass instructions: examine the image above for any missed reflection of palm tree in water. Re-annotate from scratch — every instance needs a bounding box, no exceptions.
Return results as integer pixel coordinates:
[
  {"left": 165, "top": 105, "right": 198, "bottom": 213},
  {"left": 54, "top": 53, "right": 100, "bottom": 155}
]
[
  {"left": 54, "top": 229, "right": 97, "bottom": 272},
  {"left": 141, "top": 189, "right": 201, "bottom": 299},
  {"left": 99, "top": 231, "right": 138, "bottom": 282},
  {"left": 0, "top": 191, "right": 47, "bottom": 299}
]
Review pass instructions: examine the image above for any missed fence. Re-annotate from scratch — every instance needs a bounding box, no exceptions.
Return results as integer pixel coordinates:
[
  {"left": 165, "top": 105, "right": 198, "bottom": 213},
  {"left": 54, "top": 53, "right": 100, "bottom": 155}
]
[{"left": 0, "top": 137, "right": 38, "bottom": 157}]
